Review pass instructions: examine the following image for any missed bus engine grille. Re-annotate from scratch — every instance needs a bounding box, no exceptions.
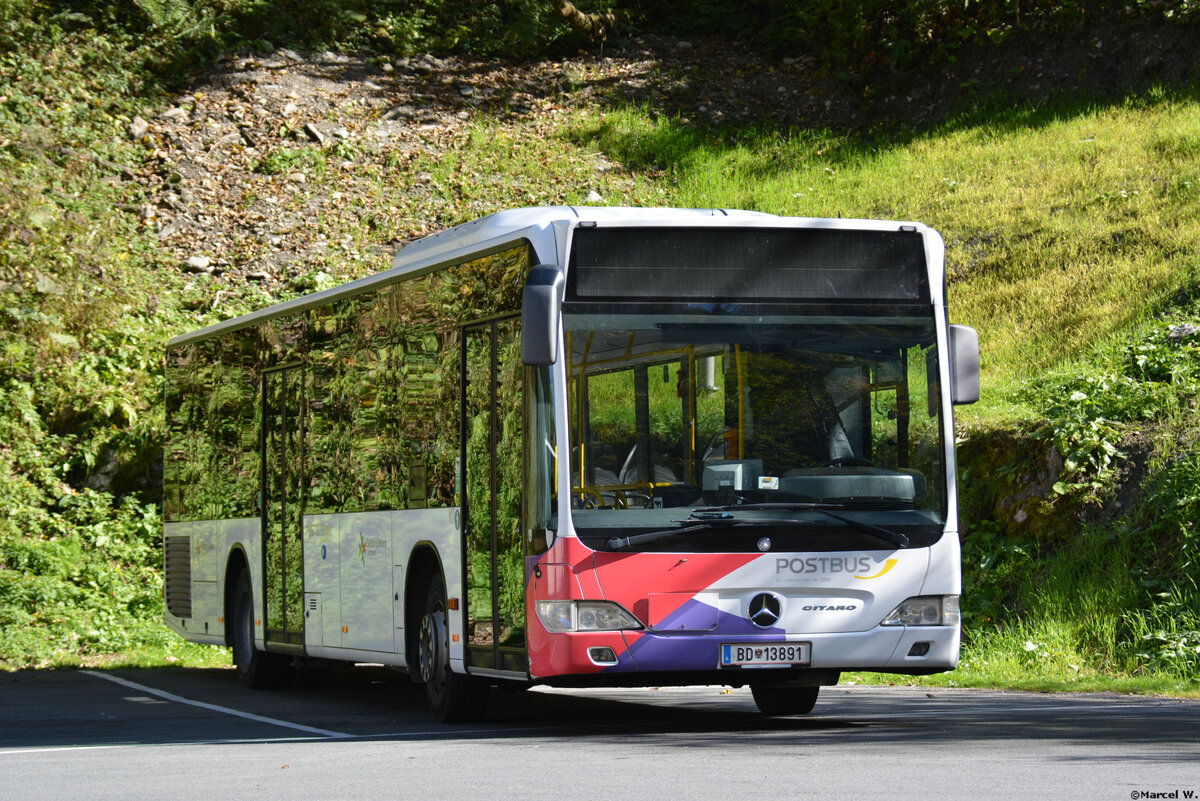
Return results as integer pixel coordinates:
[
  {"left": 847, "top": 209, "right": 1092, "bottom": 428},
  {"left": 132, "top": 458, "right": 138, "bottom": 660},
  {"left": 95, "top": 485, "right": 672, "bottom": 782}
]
[{"left": 164, "top": 535, "right": 192, "bottom": 618}]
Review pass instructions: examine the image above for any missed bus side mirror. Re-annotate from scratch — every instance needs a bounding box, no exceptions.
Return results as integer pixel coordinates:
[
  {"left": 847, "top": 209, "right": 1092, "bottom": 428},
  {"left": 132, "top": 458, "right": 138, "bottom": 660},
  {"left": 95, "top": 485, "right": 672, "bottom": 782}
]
[
  {"left": 522, "top": 265, "right": 564, "bottom": 366},
  {"left": 949, "top": 324, "right": 980, "bottom": 405}
]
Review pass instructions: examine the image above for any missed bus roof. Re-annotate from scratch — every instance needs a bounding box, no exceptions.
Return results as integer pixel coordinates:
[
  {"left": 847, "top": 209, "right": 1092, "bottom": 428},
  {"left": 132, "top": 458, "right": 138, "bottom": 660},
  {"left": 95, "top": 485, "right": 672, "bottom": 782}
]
[
  {"left": 386, "top": 206, "right": 779, "bottom": 272},
  {"left": 167, "top": 206, "right": 936, "bottom": 348}
]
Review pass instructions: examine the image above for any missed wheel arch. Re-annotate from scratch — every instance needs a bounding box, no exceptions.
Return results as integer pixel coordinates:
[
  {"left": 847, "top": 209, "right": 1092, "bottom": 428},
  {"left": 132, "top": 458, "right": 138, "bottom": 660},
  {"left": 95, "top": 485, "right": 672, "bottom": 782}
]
[
  {"left": 405, "top": 541, "right": 445, "bottom": 676},
  {"left": 223, "top": 547, "right": 251, "bottom": 648}
]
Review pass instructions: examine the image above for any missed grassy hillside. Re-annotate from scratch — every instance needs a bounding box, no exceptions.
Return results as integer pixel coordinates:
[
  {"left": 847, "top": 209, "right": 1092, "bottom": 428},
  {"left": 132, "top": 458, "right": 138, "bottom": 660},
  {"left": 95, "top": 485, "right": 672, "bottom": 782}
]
[
  {"left": 572, "top": 97, "right": 1200, "bottom": 391},
  {"left": 1, "top": 3, "right": 1199, "bottom": 689}
]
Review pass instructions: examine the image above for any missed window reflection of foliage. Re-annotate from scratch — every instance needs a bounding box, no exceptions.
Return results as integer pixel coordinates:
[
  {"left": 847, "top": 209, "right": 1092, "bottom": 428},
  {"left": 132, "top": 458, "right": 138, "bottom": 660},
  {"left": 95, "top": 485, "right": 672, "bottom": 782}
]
[
  {"left": 376, "top": 325, "right": 405, "bottom": 510},
  {"left": 262, "top": 359, "right": 309, "bottom": 641},
  {"left": 465, "top": 326, "right": 493, "bottom": 642},
  {"left": 173, "top": 342, "right": 213, "bottom": 521},
  {"left": 264, "top": 369, "right": 286, "bottom": 633},
  {"left": 285, "top": 366, "right": 309, "bottom": 638},
  {"left": 357, "top": 312, "right": 382, "bottom": 510},
  {"left": 495, "top": 321, "right": 524, "bottom": 645},
  {"left": 433, "top": 246, "right": 528, "bottom": 322},
  {"left": 228, "top": 334, "right": 261, "bottom": 518},
  {"left": 163, "top": 345, "right": 191, "bottom": 523},
  {"left": 464, "top": 319, "right": 526, "bottom": 649},
  {"left": 305, "top": 243, "right": 531, "bottom": 516},
  {"left": 401, "top": 327, "right": 448, "bottom": 506},
  {"left": 253, "top": 309, "right": 313, "bottom": 641},
  {"left": 175, "top": 336, "right": 261, "bottom": 523},
  {"left": 310, "top": 302, "right": 363, "bottom": 514},
  {"left": 466, "top": 550, "right": 492, "bottom": 644},
  {"left": 186, "top": 336, "right": 260, "bottom": 521}
]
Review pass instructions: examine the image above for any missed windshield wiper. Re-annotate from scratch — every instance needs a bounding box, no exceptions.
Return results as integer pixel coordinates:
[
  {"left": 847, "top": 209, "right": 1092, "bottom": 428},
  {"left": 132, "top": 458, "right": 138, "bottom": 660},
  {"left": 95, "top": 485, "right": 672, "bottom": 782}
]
[
  {"left": 604, "top": 512, "right": 813, "bottom": 550},
  {"left": 696, "top": 503, "right": 910, "bottom": 550}
]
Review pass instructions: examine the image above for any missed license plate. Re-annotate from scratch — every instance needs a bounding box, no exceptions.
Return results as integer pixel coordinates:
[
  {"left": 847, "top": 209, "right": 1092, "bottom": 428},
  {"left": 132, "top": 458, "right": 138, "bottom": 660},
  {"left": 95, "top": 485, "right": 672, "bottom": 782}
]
[{"left": 721, "top": 642, "right": 811, "bottom": 667}]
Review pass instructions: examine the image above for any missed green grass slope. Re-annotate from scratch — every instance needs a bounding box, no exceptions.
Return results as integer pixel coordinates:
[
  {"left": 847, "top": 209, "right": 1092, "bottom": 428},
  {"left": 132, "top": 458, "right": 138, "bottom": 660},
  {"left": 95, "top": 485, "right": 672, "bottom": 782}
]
[{"left": 571, "top": 96, "right": 1200, "bottom": 393}]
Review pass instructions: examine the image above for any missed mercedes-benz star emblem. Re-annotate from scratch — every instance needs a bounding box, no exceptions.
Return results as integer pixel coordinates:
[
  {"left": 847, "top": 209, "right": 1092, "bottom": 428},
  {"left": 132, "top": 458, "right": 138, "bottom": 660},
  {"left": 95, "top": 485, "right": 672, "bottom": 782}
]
[{"left": 747, "top": 593, "right": 782, "bottom": 628}]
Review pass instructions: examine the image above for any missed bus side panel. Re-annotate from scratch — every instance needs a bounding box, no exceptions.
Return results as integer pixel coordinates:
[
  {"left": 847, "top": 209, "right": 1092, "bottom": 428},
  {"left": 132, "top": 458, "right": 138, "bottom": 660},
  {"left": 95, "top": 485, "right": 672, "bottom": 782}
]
[
  {"left": 393, "top": 507, "right": 465, "bottom": 669},
  {"left": 164, "top": 517, "right": 259, "bottom": 646},
  {"left": 300, "top": 507, "right": 460, "bottom": 668},
  {"left": 187, "top": 518, "right": 221, "bottom": 639},
  {"left": 221, "top": 517, "right": 263, "bottom": 646},
  {"left": 303, "top": 513, "right": 343, "bottom": 649},
  {"left": 918, "top": 526, "right": 962, "bottom": 597},
  {"left": 337, "top": 511, "right": 393, "bottom": 652}
]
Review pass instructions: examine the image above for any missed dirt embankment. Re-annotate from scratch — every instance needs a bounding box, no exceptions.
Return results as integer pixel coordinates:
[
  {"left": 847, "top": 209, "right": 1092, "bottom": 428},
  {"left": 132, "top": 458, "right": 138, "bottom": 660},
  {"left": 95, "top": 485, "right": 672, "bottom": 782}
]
[{"left": 121, "top": 19, "right": 1198, "bottom": 292}]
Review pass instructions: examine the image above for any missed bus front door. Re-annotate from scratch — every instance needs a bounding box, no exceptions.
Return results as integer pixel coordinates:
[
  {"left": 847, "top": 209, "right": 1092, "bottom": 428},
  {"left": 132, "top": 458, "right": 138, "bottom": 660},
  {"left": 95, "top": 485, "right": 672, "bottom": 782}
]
[{"left": 462, "top": 317, "right": 526, "bottom": 675}]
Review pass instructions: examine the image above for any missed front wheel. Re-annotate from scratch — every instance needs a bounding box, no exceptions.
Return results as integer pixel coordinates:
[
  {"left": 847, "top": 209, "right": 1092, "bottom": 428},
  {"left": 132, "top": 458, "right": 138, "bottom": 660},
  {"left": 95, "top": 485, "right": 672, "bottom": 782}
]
[
  {"left": 416, "top": 578, "right": 489, "bottom": 723},
  {"left": 750, "top": 684, "right": 819, "bottom": 716},
  {"left": 231, "top": 570, "right": 291, "bottom": 689}
]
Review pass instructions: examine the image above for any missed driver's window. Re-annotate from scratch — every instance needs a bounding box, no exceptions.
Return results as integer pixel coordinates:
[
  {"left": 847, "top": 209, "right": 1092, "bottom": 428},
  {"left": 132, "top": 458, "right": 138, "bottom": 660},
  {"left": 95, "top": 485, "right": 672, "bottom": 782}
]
[
  {"left": 580, "top": 369, "right": 632, "bottom": 488},
  {"left": 570, "top": 360, "right": 689, "bottom": 509}
]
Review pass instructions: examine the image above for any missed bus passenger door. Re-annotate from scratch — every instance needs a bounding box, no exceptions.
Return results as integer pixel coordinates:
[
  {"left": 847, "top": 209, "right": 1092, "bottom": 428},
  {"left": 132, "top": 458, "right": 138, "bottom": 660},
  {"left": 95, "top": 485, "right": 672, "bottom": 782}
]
[
  {"left": 462, "top": 317, "right": 526, "bottom": 675},
  {"left": 262, "top": 366, "right": 306, "bottom": 648}
]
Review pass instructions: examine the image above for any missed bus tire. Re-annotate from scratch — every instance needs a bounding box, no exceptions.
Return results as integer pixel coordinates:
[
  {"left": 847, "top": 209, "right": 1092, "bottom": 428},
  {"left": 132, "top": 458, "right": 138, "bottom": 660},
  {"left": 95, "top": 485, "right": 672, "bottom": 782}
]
[
  {"left": 750, "top": 684, "right": 819, "bottom": 716},
  {"left": 417, "top": 578, "right": 488, "bottom": 723},
  {"left": 231, "top": 570, "right": 291, "bottom": 689}
]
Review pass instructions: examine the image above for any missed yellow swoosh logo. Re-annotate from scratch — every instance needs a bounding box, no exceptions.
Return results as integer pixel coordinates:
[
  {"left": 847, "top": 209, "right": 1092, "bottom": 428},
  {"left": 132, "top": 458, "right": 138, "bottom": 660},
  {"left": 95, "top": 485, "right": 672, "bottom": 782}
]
[{"left": 855, "top": 558, "right": 899, "bottom": 580}]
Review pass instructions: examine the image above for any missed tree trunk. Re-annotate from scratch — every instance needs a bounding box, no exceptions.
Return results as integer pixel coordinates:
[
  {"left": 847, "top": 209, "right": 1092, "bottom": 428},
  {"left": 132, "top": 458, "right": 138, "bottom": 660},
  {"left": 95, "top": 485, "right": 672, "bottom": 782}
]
[{"left": 549, "top": 0, "right": 616, "bottom": 41}]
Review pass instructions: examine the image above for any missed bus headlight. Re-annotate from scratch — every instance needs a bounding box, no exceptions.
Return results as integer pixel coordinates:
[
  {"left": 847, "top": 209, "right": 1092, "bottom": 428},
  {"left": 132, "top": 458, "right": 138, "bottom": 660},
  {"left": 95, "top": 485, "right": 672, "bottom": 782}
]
[
  {"left": 536, "top": 600, "right": 643, "bottom": 632},
  {"left": 880, "top": 595, "right": 960, "bottom": 626}
]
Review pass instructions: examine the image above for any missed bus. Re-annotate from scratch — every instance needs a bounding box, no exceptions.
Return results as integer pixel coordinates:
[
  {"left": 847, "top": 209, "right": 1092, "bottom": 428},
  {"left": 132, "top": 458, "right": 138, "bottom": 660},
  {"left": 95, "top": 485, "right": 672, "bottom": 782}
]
[{"left": 163, "top": 206, "right": 979, "bottom": 722}]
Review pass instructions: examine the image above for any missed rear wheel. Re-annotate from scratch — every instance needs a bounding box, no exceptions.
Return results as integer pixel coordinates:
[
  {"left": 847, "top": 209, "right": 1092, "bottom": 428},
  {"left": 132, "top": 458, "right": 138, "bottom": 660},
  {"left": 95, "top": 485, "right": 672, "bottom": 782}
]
[
  {"left": 750, "top": 684, "right": 819, "bottom": 716},
  {"left": 417, "top": 578, "right": 489, "bottom": 723},
  {"left": 231, "top": 570, "right": 291, "bottom": 689}
]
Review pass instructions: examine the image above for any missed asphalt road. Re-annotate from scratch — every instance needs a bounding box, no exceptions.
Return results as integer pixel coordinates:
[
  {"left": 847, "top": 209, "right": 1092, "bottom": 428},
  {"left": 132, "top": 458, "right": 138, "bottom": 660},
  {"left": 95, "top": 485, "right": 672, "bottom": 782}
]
[{"left": 1, "top": 666, "right": 1196, "bottom": 800}]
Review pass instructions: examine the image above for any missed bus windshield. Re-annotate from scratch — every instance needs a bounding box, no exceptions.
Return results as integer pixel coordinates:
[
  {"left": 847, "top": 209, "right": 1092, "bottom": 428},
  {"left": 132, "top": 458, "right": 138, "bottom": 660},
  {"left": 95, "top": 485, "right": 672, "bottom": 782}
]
[{"left": 565, "top": 311, "right": 947, "bottom": 552}]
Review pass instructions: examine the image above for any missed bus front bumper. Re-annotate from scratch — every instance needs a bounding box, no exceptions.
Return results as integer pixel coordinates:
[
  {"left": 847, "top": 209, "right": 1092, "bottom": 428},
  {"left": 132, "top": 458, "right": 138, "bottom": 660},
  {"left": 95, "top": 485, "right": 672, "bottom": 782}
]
[{"left": 528, "top": 624, "right": 960, "bottom": 680}]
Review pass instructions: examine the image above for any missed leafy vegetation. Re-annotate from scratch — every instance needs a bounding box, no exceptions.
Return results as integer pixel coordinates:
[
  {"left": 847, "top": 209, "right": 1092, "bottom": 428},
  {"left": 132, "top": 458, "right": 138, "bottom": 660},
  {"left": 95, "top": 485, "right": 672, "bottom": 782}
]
[{"left": 1, "top": 0, "right": 1199, "bottom": 696}]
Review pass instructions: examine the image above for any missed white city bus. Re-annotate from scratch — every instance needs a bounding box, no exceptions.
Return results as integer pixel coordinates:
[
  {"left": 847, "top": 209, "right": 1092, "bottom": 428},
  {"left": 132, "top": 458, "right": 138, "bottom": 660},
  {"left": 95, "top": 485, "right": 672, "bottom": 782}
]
[{"left": 163, "top": 206, "right": 979, "bottom": 722}]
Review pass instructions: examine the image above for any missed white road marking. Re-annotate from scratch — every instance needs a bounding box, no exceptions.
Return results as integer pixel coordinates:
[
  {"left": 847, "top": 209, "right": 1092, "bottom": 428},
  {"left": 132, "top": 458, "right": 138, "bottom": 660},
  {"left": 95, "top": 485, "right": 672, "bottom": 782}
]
[
  {"left": 80, "top": 670, "right": 351, "bottom": 739},
  {"left": 2, "top": 744, "right": 158, "bottom": 756}
]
